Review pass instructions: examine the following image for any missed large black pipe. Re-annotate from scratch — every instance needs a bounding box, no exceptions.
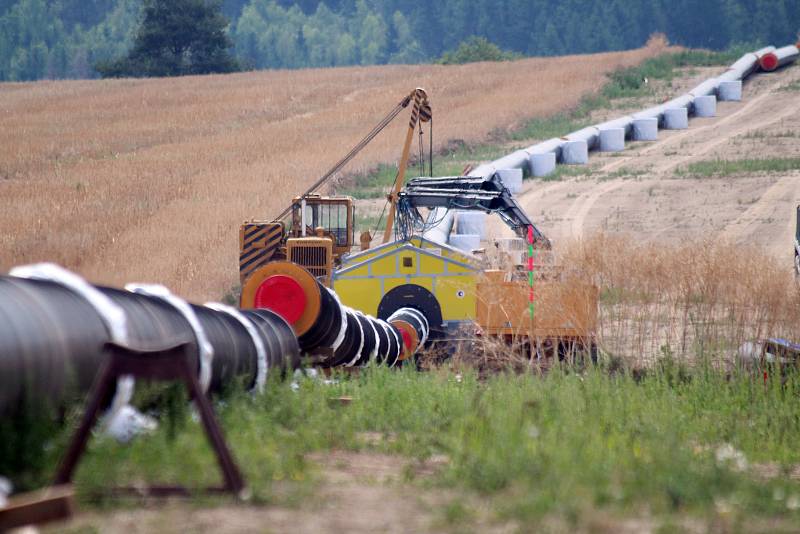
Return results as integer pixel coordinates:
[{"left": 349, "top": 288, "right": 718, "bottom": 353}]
[
  {"left": 291, "top": 277, "right": 406, "bottom": 367},
  {"left": 0, "top": 261, "right": 433, "bottom": 418},
  {"left": 0, "top": 272, "right": 300, "bottom": 417}
]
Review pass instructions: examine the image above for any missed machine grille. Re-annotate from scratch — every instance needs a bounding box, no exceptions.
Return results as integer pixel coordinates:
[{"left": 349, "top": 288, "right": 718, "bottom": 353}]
[{"left": 287, "top": 237, "right": 332, "bottom": 285}]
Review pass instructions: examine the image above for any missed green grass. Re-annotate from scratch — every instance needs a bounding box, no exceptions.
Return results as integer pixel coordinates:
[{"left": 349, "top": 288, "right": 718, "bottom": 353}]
[
  {"left": 741, "top": 129, "right": 799, "bottom": 140},
  {"left": 50, "top": 364, "right": 800, "bottom": 526},
  {"left": 605, "top": 167, "right": 650, "bottom": 180},
  {"left": 541, "top": 164, "right": 594, "bottom": 182},
  {"left": 677, "top": 157, "right": 800, "bottom": 177}
]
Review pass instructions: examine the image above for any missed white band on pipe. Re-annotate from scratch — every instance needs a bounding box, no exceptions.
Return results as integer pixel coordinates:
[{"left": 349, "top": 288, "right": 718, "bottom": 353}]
[
  {"left": 366, "top": 314, "right": 381, "bottom": 361},
  {"left": 390, "top": 323, "right": 402, "bottom": 367},
  {"left": 126, "top": 283, "right": 215, "bottom": 393},
  {"left": 325, "top": 287, "right": 348, "bottom": 352},
  {"left": 381, "top": 320, "right": 402, "bottom": 367},
  {"left": 345, "top": 310, "right": 366, "bottom": 367},
  {"left": 377, "top": 320, "right": 393, "bottom": 361},
  {"left": 388, "top": 307, "right": 430, "bottom": 350},
  {"left": 406, "top": 308, "right": 430, "bottom": 347},
  {"left": 9, "top": 263, "right": 134, "bottom": 423},
  {"left": 205, "top": 302, "right": 267, "bottom": 393},
  {"left": 10, "top": 263, "right": 129, "bottom": 346}
]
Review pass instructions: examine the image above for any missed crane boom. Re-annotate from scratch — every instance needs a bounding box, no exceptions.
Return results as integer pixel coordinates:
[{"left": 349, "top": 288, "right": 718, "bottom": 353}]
[
  {"left": 382, "top": 88, "right": 431, "bottom": 243},
  {"left": 274, "top": 88, "right": 429, "bottom": 222}
]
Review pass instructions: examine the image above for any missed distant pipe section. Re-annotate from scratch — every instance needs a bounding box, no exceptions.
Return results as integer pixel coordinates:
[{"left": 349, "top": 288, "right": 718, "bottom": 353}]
[
  {"left": 466, "top": 44, "right": 794, "bottom": 187},
  {"left": 759, "top": 45, "right": 800, "bottom": 72}
]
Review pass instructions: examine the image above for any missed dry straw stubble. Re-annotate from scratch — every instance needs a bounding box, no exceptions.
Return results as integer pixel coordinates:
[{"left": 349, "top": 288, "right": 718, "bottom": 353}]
[{"left": 0, "top": 44, "right": 667, "bottom": 300}]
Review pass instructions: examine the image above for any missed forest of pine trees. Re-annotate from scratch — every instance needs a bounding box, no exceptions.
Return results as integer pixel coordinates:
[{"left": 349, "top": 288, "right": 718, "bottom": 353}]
[{"left": 0, "top": 0, "right": 798, "bottom": 81}]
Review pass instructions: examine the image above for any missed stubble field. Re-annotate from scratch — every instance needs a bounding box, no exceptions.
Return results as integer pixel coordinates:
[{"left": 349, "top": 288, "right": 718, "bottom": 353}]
[{"left": 0, "top": 43, "right": 667, "bottom": 300}]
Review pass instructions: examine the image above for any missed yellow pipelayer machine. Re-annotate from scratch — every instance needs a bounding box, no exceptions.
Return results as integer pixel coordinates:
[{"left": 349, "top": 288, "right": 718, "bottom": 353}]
[{"left": 239, "top": 88, "right": 597, "bottom": 361}]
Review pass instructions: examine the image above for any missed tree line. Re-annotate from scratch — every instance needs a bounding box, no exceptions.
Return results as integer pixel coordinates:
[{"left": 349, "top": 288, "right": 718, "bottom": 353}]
[{"left": 1, "top": 0, "right": 798, "bottom": 81}]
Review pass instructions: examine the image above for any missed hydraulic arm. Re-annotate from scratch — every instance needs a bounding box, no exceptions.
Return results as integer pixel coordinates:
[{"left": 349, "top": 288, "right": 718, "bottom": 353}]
[{"left": 398, "top": 174, "right": 551, "bottom": 248}]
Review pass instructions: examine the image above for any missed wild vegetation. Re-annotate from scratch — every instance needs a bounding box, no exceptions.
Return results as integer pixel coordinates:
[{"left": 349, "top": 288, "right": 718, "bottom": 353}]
[
  {"left": 677, "top": 157, "right": 800, "bottom": 177},
  {"left": 27, "top": 363, "right": 800, "bottom": 531},
  {"left": 561, "top": 235, "right": 800, "bottom": 365},
  {"left": 8, "top": 233, "right": 800, "bottom": 529}
]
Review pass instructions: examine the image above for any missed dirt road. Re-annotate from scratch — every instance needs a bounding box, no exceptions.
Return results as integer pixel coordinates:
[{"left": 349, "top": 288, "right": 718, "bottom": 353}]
[{"left": 490, "top": 63, "right": 800, "bottom": 263}]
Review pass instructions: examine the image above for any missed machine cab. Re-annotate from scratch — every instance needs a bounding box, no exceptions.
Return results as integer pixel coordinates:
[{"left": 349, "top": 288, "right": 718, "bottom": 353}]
[{"left": 289, "top": 195, "right": 355, "bottom": 258}]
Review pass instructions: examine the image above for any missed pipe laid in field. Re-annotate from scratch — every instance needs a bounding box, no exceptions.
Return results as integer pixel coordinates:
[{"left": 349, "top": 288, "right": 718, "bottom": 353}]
[
  {"left": 0, "top": 264, "right": 300, "bottom": 418},
  {"left": 632, "top": 118, "right": 658, "bottom": 141},
  {"left": 562, "top": 140, "right": 588, "bottom": 164},
  {"left": 718, "top": 80, "right": 742, "bottom": 101},
  {"left": 497, "top": 168, "right": 523, "bottom": 193},
  {"left": 1, "top": 258, "right": 435, "bottom": 418},
  {"left": 663, "top": 108, "right": 688, "bottom": 130},
  {"left": 530, "top": 152, "right": 556, "bottom": 177},
  {"left": 759, "top": 45, "right": 800, "bottom": 72},
  {"left": 468, "top": 45, "right": 797, "bottom": 180},
  {"left": 456, "top": 211, "right": 488, "bottom": 238}
]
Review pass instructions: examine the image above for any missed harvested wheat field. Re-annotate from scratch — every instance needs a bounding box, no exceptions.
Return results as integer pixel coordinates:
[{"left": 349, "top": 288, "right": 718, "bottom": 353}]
[{"left": 0, "top": 42, "right": 668, "bottom": 300}]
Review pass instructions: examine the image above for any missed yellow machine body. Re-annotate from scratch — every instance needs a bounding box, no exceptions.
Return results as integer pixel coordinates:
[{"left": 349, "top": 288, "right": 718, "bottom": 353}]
[
  {"left": 333, "top": 236, "right": 477, "bottom": 322},
  {"left": 332, "top": 236, "right": 597, "bottom": 340},
  {"left": 239, "top": 196, "right": 353, "bottom": 288}
]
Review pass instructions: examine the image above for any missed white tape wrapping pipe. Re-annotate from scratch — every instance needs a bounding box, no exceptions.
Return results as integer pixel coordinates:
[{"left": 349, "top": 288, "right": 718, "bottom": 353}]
[
  {"left": 345, "top": 310, "right": 367, "bottom": 367},
  {"left": 9, "top": 263, "right": 135, "bottom": 421},
  {"left": 388, "top": 307, "right": 429, "bottom": 348},
  {"left": 366, "top": 314, "right": 381, "bottom": 361},
  {"left": 205, "top": 302, "right": 268, "bottom": 393},
  {"left": 126, "top": 283, "right": 215, "bottom": 393},
  {"left": 379, "top": 320, "right": 401, "bottom": 367},
  {"left": 10, "top": 263, "right": 129, "bottom": 345},
  {"left": 325, "top": 287, "right": 349, "bottom": 352}
]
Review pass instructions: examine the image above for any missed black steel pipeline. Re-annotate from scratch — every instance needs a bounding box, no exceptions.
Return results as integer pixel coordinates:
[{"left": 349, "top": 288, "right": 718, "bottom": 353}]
[
  {"left": 0, "top": 269, "right": 300, "bottom": 417},
  {"left": 294, "top": 277, "right": 406, "bottom": 367},
  {"left": 241, "top": 262, "right": 433, "bottom": 366}
]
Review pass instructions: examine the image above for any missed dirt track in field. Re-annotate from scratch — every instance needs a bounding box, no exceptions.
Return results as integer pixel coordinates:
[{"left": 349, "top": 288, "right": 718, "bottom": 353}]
[
  {"left": 487, "top": 63, "right": 800, "bottom": 265},
  {"left": 53, "top": 450, "right": 511, "bottom": 534}
]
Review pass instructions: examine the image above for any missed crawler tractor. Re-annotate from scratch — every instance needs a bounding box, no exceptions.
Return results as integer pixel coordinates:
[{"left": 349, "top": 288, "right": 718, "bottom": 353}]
[{"left": 238, "top": 88, "right": 597, "bottom": 361}]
